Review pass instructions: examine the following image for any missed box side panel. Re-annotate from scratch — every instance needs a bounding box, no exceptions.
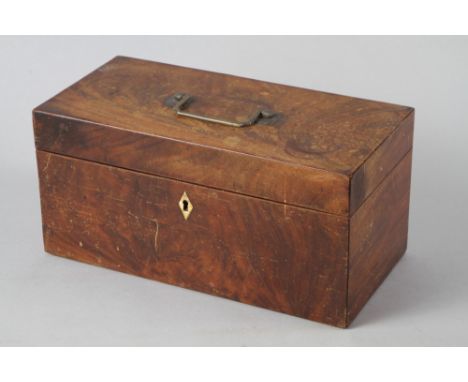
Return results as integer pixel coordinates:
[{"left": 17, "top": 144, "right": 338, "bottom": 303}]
[
  {"left": 347, "top": 150, "right": 412, "bottom": 325},
  {"left": 33, "top": 112, "right": 350, "bottom": 215},
  {"left": 350, "top": 110, "right": 414, "bottom": 214},
  {"left": 36, "top": 151, "right": 349, "bottom": 327}
]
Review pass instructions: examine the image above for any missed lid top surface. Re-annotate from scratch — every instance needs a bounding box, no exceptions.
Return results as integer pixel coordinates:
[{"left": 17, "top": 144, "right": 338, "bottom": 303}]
[{"left": 36, "top": 56, "right": 412, "bottom": 175}]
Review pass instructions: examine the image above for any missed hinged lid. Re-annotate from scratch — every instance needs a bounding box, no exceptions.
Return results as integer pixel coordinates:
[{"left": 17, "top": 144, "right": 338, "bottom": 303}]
[{"left": 33, "top": 56, "right": 414, "bottom": 216}]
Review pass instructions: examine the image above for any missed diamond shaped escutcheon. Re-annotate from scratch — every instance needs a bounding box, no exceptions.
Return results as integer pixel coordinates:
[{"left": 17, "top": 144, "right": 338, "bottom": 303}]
[{"left": 178, "top": 192, "right": 193, "bottom": 220}]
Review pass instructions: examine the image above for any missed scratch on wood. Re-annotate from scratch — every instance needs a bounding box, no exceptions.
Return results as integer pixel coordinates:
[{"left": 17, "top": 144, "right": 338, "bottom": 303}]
[
  {"left": 127, "top": 210, "right": 139, "bottom": 221},
  {"left": 42, "top": 154, "right": 52, "bottom": 172},
  {"left": 143, "top": 217, "right": 160, "bottom": 269},
  {"left": 282, "top": 176, "right": 288, "bottom": 219},
  {"left": 109, "top": 195, "right": 125, "bottom": 203},
  {"left": 153, "top": 218, "right": 159, "bottom": 255},
  {"left": 127, "top": 210, "right": 156, "bottom": 223},
  {"left": 282, "top": 178, "right": 288, "bottom": 219}
]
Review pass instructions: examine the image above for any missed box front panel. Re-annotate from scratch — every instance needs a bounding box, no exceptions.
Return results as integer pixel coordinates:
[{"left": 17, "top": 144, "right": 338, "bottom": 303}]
[{"left": 37, "top": 151, "right": 348, "bottom": 327}]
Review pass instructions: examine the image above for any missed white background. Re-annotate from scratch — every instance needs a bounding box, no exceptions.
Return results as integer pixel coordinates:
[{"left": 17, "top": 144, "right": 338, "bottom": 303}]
[{"left": 1, "top": 36, "right": 467, "bottom": 346}]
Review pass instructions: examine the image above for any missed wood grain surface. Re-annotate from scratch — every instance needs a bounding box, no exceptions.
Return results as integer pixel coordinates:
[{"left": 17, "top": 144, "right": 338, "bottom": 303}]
[
  {"left": 34, "top": 56, "right": 413, "bottom": 214},
  {"left": 347, "top": 150, "right": 412, "bottom": 323},
  {"left": 34, "top": 56, "right": 412, "bottom": 174},
  {"left": 33, "top": 57, "right": 415, "bottom": 327},
  {"left": 350, "top": 111, "right": 414, "bottom": 214},
  {"left": 33, "top": 112, "right": 350, "bottom": 215},
  {"left": 37, "top": 151, "right": 349, "bottom": 327}
]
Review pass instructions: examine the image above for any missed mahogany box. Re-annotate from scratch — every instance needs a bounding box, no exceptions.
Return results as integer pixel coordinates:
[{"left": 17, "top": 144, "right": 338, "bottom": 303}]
[{"left": 33, "top": 56, "right": 414, "bottom": 327}]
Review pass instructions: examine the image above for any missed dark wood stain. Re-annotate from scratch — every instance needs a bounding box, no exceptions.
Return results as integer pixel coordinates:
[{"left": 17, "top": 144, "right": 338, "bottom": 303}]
[
  {"left": 33, "top": 112, "right": 350, "bottom": 215},
  {"left": 348, "top": 151, "right": 412, "bottom": 323},
  {"left": 35, "top": 56, "right": 411, "bottom": 176},
  {"left": 34, "top": 56, "right": 413, "bottom": 214},
  {"left": 37, "top": 151, "right": 348, "bottom": 327},
  {"left": 350, "top": 111, "right": 414, "bottom": 214},
  {"left": 33, "top": 57, "right": 415, "bottom": 327}
]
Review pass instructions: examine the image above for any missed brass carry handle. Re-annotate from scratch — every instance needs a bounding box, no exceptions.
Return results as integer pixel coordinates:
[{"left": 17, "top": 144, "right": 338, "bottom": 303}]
[{"left": 171, "top": 93, "right": 275, "bottom": 128}]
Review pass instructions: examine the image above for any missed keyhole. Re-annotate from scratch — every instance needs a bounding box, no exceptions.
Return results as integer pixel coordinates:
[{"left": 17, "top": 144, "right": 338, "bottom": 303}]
[{"left": 179, "top": 192, "right": 193, "bottom": 220}]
